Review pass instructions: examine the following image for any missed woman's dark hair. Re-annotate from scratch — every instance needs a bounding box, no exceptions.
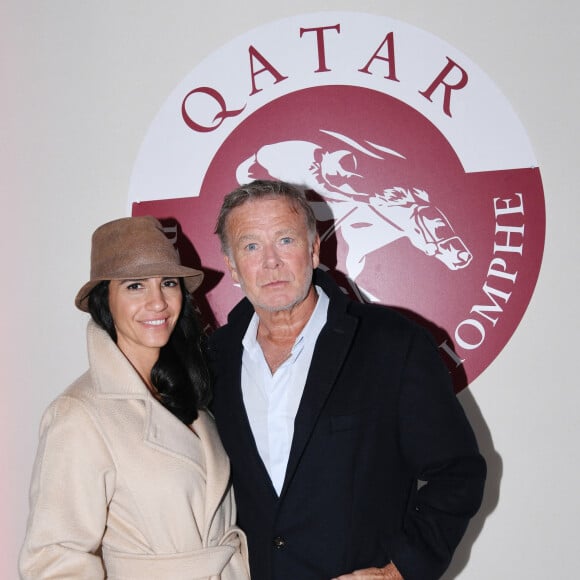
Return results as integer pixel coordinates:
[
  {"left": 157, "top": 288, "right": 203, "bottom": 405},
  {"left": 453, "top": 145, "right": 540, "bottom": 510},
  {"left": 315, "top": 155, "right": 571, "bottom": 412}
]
[{"left": 88, "top": 279, "right": 211, "bottom": 424}]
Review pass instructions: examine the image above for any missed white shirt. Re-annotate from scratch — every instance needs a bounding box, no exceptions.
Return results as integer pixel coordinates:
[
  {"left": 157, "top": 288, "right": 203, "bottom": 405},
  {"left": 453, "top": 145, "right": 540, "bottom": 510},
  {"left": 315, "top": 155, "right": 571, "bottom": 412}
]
[{"left": 241, "top": 287, "right": 329, "bottom": 495}]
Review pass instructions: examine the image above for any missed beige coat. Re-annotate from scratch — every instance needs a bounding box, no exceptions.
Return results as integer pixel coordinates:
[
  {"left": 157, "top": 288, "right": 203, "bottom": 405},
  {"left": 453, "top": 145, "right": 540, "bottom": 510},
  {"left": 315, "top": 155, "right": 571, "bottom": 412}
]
[{"left": 20, "top": 321, "right": 249, "bottom": 580}]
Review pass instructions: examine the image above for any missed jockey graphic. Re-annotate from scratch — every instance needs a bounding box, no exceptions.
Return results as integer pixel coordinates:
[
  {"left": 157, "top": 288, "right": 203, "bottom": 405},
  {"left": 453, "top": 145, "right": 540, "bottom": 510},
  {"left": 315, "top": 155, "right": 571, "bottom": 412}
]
[{"left": 236, "top": 130, "right": 471, "bottom": 301}]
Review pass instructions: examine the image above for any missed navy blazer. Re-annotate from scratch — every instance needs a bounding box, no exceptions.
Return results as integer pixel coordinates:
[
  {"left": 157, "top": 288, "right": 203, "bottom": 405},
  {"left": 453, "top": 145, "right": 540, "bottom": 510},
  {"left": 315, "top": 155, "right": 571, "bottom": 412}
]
[{"left": 209, "top": 269, "right": 486, "bottom": 580}]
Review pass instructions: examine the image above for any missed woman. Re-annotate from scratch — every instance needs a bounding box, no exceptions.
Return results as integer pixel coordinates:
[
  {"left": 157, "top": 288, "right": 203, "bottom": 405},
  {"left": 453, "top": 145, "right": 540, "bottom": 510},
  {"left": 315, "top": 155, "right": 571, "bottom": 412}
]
[{"left": 19, "top": 216, "right": 249, "bottom": 579}]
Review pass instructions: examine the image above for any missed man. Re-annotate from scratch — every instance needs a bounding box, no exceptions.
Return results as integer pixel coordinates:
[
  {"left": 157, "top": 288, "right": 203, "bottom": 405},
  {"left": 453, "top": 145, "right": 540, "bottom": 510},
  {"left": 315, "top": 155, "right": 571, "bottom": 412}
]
[{"left": 208, "top": 179, "right": 486, "bottom": 580}]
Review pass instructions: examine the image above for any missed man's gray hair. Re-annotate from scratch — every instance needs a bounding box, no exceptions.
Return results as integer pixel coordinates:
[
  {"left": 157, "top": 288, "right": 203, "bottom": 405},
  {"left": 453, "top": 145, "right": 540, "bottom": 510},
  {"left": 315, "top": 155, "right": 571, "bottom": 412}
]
[{"left": 214, "top": 180, "right": 318, "bottom": 255}]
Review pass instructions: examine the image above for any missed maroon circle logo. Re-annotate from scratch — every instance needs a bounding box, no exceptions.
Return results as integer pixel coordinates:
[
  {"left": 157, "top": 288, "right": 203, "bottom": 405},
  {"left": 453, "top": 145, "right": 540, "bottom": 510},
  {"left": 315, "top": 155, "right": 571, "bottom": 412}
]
[{"left": 130, "top": 13, "right": 545, "bottom": 392}]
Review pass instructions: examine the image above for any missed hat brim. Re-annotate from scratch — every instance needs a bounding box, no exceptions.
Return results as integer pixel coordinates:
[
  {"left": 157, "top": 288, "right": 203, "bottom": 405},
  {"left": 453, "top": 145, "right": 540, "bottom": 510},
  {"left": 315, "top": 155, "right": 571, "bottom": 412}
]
[{"left": 75, "top": 265, "right": 204, "bottom": 312}]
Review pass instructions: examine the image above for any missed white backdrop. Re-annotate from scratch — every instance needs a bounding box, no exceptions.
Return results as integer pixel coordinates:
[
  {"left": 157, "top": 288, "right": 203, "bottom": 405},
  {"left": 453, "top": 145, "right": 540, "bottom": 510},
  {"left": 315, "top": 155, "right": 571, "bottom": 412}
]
[{"left": 2, "top": 1, "right": 578, "bottom": 578}]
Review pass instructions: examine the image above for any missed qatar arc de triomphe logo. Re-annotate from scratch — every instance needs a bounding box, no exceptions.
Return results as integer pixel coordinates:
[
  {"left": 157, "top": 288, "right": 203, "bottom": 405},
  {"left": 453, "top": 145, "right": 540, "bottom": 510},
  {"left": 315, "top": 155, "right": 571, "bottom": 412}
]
[{"left": 129, "top": 11, "right": 545, "bottom": 392}]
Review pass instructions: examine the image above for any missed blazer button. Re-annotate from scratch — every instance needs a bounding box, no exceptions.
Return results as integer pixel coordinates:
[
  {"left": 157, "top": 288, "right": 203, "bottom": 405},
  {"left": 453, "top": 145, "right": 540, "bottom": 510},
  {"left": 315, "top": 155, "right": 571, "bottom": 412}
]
[{"left": 273, "top": 536, "right": 286, "bottom": 549}]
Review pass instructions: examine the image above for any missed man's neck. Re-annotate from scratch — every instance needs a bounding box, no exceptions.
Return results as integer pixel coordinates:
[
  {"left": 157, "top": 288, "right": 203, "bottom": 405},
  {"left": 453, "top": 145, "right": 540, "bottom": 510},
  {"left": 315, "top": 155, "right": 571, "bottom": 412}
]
[
  {"left": 256, "top": 286, "right": 318, "bottom": 343},
  {"left": 256, "top": 286, "right": 318, "bottom": 373}
]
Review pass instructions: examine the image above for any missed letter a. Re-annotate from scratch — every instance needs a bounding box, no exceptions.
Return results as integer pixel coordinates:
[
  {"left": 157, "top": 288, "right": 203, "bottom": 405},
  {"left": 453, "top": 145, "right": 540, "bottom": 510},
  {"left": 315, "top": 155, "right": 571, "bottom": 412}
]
[
  {"left": 248, "top": 46, "right": 289, "bottom": 96},
  {"left": 358, "top": 32, "right": 399, "bottom": 81}
]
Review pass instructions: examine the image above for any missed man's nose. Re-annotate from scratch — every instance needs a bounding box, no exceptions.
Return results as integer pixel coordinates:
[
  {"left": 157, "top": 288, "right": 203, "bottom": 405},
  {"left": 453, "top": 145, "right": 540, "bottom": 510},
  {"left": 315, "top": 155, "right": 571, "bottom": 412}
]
[{"left": 263, "top": 244, "right": 282, "bottom": 268}]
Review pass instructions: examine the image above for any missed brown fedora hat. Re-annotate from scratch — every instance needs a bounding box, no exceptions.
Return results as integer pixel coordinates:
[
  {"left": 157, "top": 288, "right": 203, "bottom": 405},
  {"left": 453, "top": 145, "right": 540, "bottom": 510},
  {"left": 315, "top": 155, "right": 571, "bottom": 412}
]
[{"left": 75, "top": 216, "right": 204, "bottom": 312}]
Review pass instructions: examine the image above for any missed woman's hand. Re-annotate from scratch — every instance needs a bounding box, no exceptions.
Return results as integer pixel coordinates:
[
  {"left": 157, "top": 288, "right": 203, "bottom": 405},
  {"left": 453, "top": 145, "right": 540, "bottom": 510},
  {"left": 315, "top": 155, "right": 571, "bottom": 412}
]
[{"left": 332, "top": 562, "right": 403, "bottom": 580}]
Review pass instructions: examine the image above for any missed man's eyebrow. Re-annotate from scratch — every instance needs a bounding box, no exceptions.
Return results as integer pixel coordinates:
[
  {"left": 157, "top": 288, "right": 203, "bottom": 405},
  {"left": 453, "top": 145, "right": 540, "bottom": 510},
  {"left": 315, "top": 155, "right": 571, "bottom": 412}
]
[{"left": 235, "top": 234, "right": 258, "bottom": 243}]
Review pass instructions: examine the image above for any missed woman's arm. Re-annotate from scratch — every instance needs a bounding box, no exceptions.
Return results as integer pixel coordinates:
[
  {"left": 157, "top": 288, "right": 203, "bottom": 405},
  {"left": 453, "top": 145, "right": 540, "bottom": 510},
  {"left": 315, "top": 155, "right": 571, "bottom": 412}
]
[{"left": 19, "top": 395, "right": 115, "bottom": 579}]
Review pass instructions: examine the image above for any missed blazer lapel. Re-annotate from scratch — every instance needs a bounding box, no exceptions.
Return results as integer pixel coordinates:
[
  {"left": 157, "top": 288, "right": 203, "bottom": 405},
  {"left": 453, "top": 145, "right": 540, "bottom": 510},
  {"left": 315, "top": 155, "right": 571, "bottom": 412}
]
[
  {"left": 229, "top": 377, "right": 278, "bottom": 499},
  {"left": 211, "top": 318, "right": 279, "bottom": 501},
  {"left": 280, "top": 311, "right": 358, "bottom": 498}
]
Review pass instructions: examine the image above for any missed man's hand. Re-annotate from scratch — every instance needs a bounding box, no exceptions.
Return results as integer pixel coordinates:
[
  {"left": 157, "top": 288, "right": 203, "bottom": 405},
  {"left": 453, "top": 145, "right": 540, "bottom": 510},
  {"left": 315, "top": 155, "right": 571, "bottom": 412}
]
[{"left": 332, "top": 562, "right": 404, "bottom": 579}]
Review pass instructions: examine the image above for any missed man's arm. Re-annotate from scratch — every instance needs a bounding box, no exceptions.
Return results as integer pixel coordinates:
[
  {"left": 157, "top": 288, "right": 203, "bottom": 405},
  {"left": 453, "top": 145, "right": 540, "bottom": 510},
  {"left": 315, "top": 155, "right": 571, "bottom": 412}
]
[{"left": 388, "top": 326, "right": 487, "bottom": 579}]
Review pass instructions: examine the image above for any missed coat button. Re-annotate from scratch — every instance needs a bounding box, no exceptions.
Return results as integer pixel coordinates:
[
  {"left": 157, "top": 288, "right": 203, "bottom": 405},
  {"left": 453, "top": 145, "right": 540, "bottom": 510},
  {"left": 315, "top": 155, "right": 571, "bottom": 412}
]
[{"left": 273, "top": 536, "right": 286, "bottom": 549}]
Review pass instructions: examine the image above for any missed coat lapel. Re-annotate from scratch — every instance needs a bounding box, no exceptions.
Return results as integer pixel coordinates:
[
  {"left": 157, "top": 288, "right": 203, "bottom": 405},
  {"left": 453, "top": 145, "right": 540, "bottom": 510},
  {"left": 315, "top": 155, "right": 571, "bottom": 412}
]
[
  {"left": 87, "top": 320, "right": 205, "bottom": 467},
  {"left": 143, "top": 401, "right": 206, "bottom": 466},
  {"left": 193, "top": 410, "right": 232, "bottom": 538}
]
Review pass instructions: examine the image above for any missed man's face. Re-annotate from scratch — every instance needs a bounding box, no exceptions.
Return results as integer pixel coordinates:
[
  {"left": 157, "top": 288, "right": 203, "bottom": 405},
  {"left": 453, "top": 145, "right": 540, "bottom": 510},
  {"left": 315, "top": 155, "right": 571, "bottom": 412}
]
[{"left": 223, "top": 197, "right": 320, "bottom": 314}]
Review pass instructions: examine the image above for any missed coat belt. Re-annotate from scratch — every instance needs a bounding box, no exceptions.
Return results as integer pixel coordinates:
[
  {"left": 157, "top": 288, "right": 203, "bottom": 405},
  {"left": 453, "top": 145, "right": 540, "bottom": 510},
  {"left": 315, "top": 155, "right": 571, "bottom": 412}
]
[{"left": 103, "top": 528, "right": 248, "bottom": 579}]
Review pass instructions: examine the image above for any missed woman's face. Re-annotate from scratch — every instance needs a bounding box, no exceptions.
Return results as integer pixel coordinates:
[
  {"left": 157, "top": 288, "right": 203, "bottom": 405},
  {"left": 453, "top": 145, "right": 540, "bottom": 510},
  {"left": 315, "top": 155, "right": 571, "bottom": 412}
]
[{"left": 108, "top": 277, "right": 182, "bottom": 368}]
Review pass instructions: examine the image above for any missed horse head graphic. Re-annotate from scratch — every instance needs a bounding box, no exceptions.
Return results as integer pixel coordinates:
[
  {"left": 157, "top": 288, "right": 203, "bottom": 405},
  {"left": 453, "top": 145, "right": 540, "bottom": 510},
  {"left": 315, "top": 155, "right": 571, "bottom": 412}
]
[{"left": 369, "top": 187, "right": 472, "bottom": 271}]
